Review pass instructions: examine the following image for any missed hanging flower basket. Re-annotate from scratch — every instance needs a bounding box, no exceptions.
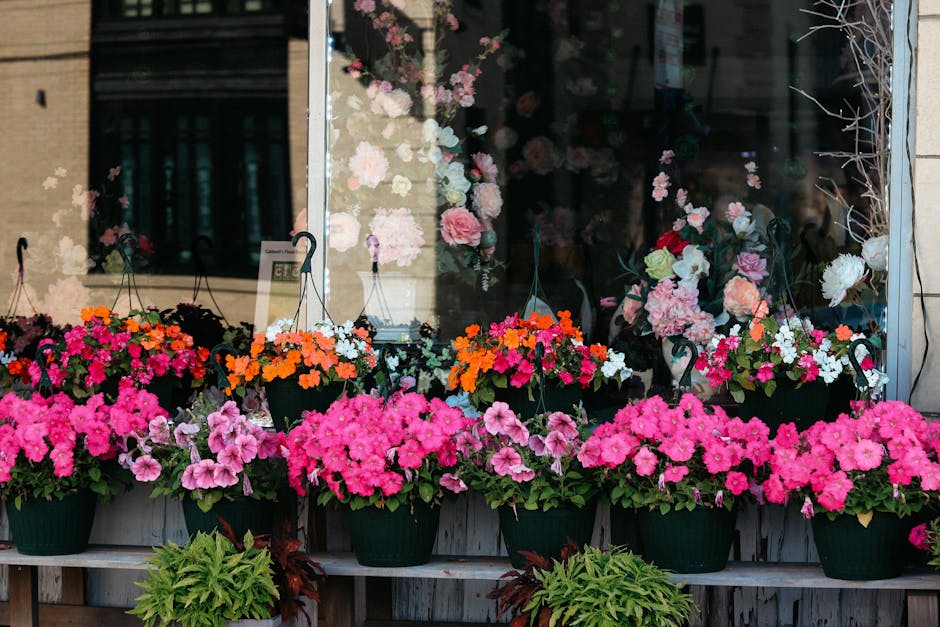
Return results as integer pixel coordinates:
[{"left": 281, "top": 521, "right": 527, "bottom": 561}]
[
  {"left": 636, "top": 506, "right": 736, "bottom": 573},
  {"left": 737, "top": 378, "right": 830, "bottom": 434},
  {"left": 265, "top": 378, "right": 345, "bottom": 431},
  {"left": 498, "top": 501, "right": 597, "bottom": 569},
  {"left": 181, "top": 495, "right": 275, "bottom": 540},
  {"left": 347, "top": 501, "right": 440, "bottom": 567},
  {"left": 812, "top": 512, "right": 910, "bottom": 580},
  {"left": 7, "top": 490, "right": 97, "bottom": 555}
]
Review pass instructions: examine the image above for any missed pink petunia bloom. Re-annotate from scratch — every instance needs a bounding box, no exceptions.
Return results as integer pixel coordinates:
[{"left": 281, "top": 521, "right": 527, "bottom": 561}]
[
  {"left": 440, "top": 472, "right": 468, "bottom": 493},
  {"left": 634, "top": 446, "right": 657, "bottom": 476},
  {"left": 724, "top": 470, "right": 748, "bottom": 495},
  {"left": 131, "top": 455, "right": 162, "bottom": 482},
  {"left": 490, "top": 446, "right": 523, "bottom": 476},
  {"left": 546, "top": 412, "right": 578, "bottom": 440},
  {"left": 663, "top": 464, "right": 689, "bottom": 483},
  {"left": 212, "top": 464, "right": 239, "bottom": 488},
  {"left": 502, "top": 418, "right": 531, "bottom": 447},
  {"left": 192, "top": 459, "right": 217, "bottom": 489},
  {"left": 217, "top": 444, "right": 245, "bottom": 473}
]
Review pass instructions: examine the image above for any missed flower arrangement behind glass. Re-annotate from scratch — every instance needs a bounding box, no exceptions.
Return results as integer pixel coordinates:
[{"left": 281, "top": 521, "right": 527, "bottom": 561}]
[
  {"left": 283, "top": 392, "right": 470, "bottom": 512},
  {"left": 28, "top": 307, "right": 209, "bottom": 400},
  {"left": 616, "top": 151, "right": 775, "bottom": 353},
  {"left": 0, "top": 384, "right": 166, "bottom": 508},
  {"left": 125, "top": 389, "right": 285, "bottom": 513},
  {"left": 447, "top": 310, "right": 633, "bottom": 406},
  {"left": 694, "top": 308, "right": 887, "bottom": 403},
  {"left": 327, "top": 0, "right": 506, "bottom": 287},
  {"left": 444, "top": 401, "right": 599, "bottom": 512},
  {"left": 762, "top": 401, "right": 939, "bottom": 519},
  {"left": 223, "top": 318, "right": 376, "bottom": 395},
  {"left": 579, "top": 395, "right": 771, "bottom": 513}
]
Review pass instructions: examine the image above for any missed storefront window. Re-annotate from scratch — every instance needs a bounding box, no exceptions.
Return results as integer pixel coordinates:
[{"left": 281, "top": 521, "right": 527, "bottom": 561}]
[{"left": 322, "top": 0, "right": 888, "bottom": 370}]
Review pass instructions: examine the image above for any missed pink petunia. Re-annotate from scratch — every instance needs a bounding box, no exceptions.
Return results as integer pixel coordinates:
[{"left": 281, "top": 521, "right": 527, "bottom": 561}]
[
  {"left": 131, "top": 455, "right": 162, "bottom": 482},
  {"left": 633, "top": 446, "right": 657, "bottom": 476},
  {"left": 440, "top": 472, "right": 467, "bottom": 493},
  {"left": 490, "top": 446, "right": 523, "bottom": 476},
  {"left": 663, "top": 464, "right": 689, "bottom": 483}
]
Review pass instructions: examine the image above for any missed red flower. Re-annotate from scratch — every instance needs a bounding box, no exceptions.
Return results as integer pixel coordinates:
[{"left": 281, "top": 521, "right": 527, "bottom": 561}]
[{"left": 655, "top": 230, "right": 688, "bottom": 255}]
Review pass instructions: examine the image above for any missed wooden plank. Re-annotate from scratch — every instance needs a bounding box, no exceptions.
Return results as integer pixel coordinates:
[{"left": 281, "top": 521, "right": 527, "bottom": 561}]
[
  {"left": 907, "top": 590, "right": 940, "bottom": 627},
  {"left": 59, "top": 568, "right": 84, "bottom": 605},
  {"left": 307, "top": 554, "right": 940, "bottom": 591},
  {"left": 8, "top": 565, "right": 37, "bottom": 627},
  {"left": 0, "top": 601, "right": 140, "bottom": 626},
  {"left": 0, "top": 547, "right": 153, "bottom": 570}
]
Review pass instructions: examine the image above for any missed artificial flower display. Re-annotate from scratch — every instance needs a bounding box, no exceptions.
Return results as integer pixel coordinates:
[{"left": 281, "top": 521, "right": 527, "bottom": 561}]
[
  {"left": 762, "top": 401, "right": 939, "bottom": 518},
  {"left": 579, "top": 394, "right": 771, "bottom": 512},
  {"left": 618, "top": 152, "right": 774, "bottom": 346},
  {"left": 444, "top": 401, "right": 598, "bottom": 511},
  {"left": 283, "top": 392, "right": 470, "bottom": 511},
  {"left": 224, "top": 318, "right": 376, "bottom": 394},
  {"left": 447, "top": 310, "right": 633, "bottom": 405}
]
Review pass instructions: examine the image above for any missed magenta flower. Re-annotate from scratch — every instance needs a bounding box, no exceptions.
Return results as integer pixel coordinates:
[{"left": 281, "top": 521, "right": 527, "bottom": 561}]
[
  {"left": 131, "top": 455, "right": 162, "bottom": 482},
  {"left": 546, "top": 412, "right": 578, "bottom": 440},
  {"left": 663, "top": 464, "right": 689, "bottom": 483},
  {"left": 491, "top": 446, "right": 523, "bottom": 476},
  {"left": 634, "top": 446, "right": 657, "bottom": 476}
]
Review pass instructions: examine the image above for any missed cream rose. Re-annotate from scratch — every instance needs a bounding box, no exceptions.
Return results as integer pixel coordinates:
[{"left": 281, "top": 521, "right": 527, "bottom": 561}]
[{"left": 644, "top": 248, "right": 676, "bottom": 281}]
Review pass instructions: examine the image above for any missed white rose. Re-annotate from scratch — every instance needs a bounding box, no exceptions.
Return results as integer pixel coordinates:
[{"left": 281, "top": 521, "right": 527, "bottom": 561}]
[
  {"left": 396, "top": 143, "right": 413, "bottom": 163},
  {"left": 391, "top": 175, "right": 412, "bottom": 197},
  {"left": 821, "top": 253, "right": 867, "bottom": 306},
  {"left": 861, "top": 235, "right": 888, "bottom": 272}
]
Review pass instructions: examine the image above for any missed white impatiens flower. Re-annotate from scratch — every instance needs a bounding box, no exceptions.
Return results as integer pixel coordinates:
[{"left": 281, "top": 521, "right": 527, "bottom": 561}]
[
  {"left": 861, "top": 235, "right": 889, "bottom": 272},
  {"left": 266, "top": 318, "right": 295, "bottom": 341},
  {"left": 601, "top": 350, "right": 633, "bottom": 381},
  {"left": 673, "top": 245, "right": 710, "bottom": 287},
  {"left": 821, "top": 254, "right": 867, "bottom": 306}
]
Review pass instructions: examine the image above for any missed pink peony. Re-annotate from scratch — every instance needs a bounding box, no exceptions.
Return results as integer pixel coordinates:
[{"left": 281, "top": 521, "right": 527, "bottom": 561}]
[
  {"left": 471, "top": 182, "right": 502, "bottom": 219},
  {"left": 369, "top": 208, "right": 425, "bottom": 266},
  {"left": 348, "top": 141, "right": 389, "bottom": 189},
  {"left": 723, "top": 276, "right": 761, "bottom": 317},
  {"left": 522, "top": 136, "right": 556, "bottom": 175},
  {"left": 440, "top": 206, "right": 483, "bottom": 247},
  {"left": 329, "top": 212, "right": 361, "bottom": 252},
  {"left": 472, "top": 153, "right": 498, "bottom": 182}
]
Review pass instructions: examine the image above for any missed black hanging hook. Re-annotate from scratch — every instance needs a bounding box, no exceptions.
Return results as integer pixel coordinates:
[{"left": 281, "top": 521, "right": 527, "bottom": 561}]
[
  {"left": 291, "top": 231, "right": 317, "bottom": 275},
  {"left": 209, "top": 343, "right": 239, "bottom": 391},
  {"left": 671, "top": 337, "right": 698, "bottom": 404},
  {"left": 16, "top": 237, "right": 27, "bottom": 278},
  {"left": 847, "top": 337, "right": 877, "bottom": 391},
  {"left": 35, "top": 343, "right": 62, "bottom": 397}
]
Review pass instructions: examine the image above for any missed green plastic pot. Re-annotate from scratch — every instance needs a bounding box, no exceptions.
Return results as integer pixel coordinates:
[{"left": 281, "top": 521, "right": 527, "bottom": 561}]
[
  {"left": 347, "top": 501, "right": 440, "bottom": 567},
  {"left": 498, "top": 501, "right": 597, "bottom": 569},
  {"left": 811, "top": 511, "right": 910, "bottom": 580},
  {"left": 737, "top": 378, "right": 830, "bottom": 434},
  {"left": 181, "top": 496, "right": 275, "bottom": 539},
  {"left": 6, "top": 490, "right": 97, "bottom": 555},
  {"left": 609, "top": 504, "right": 642, "bottom": 554},
  {"left": 264, "top": 378, "right": 345, "bottom": 431},
  {"left": 636, "top": 506, "right": 736, "bottom": 573},
  {"left": 496, "top": 384, "right": 581, "bottom": 420}
]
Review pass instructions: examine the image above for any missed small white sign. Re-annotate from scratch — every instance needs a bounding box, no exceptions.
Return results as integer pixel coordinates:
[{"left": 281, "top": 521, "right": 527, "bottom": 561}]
[{"left": 254, "top": 241, "right": 305, "bottom": 333}]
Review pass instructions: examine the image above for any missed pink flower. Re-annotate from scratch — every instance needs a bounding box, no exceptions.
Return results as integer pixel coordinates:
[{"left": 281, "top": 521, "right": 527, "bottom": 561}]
[
  {"left": 663, "top": 464, "right": 689, "bottom": 483},
  {"left": 348, "top": 141, "right": 389, "bottom": 189},
  {"left": 747, "top": 173, "right": 762, "bottom": 189},
  {"left": 440, "top": 472, "right": 467, "bottom": 493},
  {"left": 756, "top": 362, "right": 775, "bottom": 383},
  {"left": 734, "top": 252, "right": 768, "bottom": 284},
  {"left": 212, "top": 464, "right": 239, "bottom": 488},
  {"left": 502, "top": 418, "right": 531, "bottom": 447},
  {"left": 800, "top": 496, "right": 815, "bottom": 518},
  {"left": 652, "top": 186, "right": 669, "bottom": 202},
  {"left": 491, "top": 446, "right": 523, "bottom": 476},
  {"left": 634, "top": 446, "right": 657, "bottom": 476},
  {"left": 192, "top": 459, "right": 217, "bottom": 489},
  {"left": 725, "top": 471, "right": 748, "bottom": 495},
  {"left": 440, "top": 206, "right": 483, "bottom": 247},
  {"left": 723, "top": 276, "right": 761, "bottom": 317},
  {"left": 472, "top": 153, "right": 498, "bottom": 183},
  {"left": 328, "top": 212, "right": 361, "bottom": 252},
  {"left": 522, "top": 136, "right": 555, "bottom": 175},
  {"left": 217, "top": 444, "right": 245, "bottom": 473},
  {"left": 659, "top": 150, "right": 675, "bottom": 165},
  {"left": 910, "top": 524, "right": 929, "bottom": 551},
  {"left": 675, "top": 188, "right": 688, "bottom": 206},
  {"left": 483, "top": 402, "right": 516, "bottom": 436},
  {"left": 618, "top": 284, "right": 644, "bottom": 326},
  {"left": 131, "top": 455, "right": 162, "bottom": 482},
  {"left": 546, "top": 412, "right": 578, "bottom": 440},
  {"left": 510, "top": 463, "right": 536, "bottom": 482},
  {"left": 726, "top": 202, "right": 749, "bottom": 221},
  {"left": 471, "top": 182, "right": 502, "bottom": 219},
  {"left": 516, "top": 91, "right": 540, "bottom": 118},
  {"left": 686, "top": 207, "right": 709, "bottom": 233}
]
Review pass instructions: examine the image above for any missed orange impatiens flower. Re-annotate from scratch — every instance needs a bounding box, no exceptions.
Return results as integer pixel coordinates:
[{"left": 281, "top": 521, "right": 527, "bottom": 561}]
[
  {"left": 835, "top": 324, "right": 853, "bottom": 342},
  {"left": 335, "top": 362, "right": 357, "bottom": 379},
  {"left": 749, "top": 320, "right": 764, "bottom": 343}
]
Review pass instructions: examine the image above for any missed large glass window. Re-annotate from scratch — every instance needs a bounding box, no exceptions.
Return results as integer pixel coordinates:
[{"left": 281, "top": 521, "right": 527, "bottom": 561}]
[{"left": 323, "top": 0, "right": 882, "bottom": 356}]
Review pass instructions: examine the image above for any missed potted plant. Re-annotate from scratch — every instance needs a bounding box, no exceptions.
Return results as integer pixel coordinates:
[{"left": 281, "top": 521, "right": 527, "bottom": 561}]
[
  {"left": 284, "top": 391, "right": 470, "bottom": 566},
  {"left": 447, "top": 310, "right": 633, "bottom": 417},
  {"left": 580, "top": 394, "right": 772, "bottom": 573},
  {"left": 0, "top": 385, "right": 165, "bottom": 554},
  {"left": 492, "top": 543, "right": 696, "bottom": 627},
  {"left": 0, "top": 313, "right": 66, "bottom": 393},
  {"left": 29, "top": 307, "right": 209, "bottom": 409},
  {"left": 695, "top": 309, "right": 886, "bottom": 432},
  {"left": 763, "top": 401, "right": 938, "bottom": 580},
  {"left": 225, "top": 317, "right": 376, "bottom": 430},
  {"left": 129, "top": 530, "right": 281, "bottom": 627},
  {"left": 444, "top": 401, "right": 600, "bottom": 568},
  {"left": 125, "top": 389, "right": 285, "bottom": 539}
]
